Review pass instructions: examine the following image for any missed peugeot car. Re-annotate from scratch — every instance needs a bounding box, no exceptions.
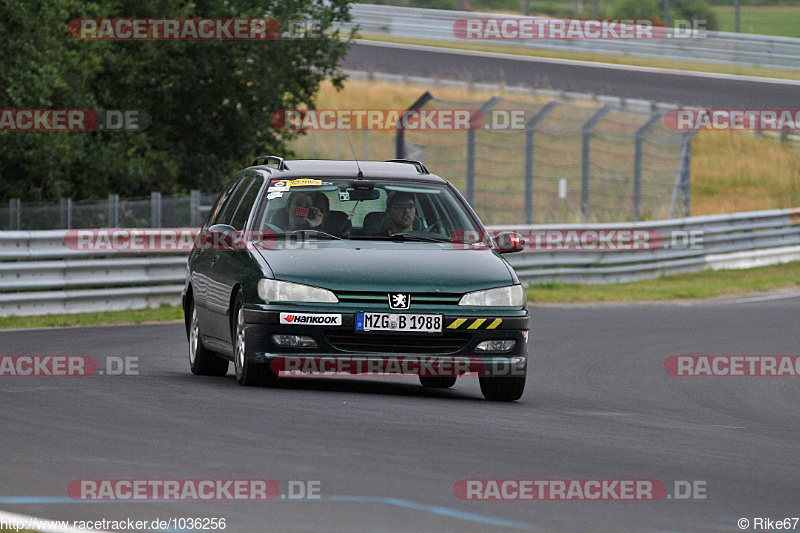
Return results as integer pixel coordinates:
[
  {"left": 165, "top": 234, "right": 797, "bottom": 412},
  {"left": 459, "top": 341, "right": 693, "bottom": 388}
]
[{"left": 183, "top": 157, "right": 529, "bottom": 401}]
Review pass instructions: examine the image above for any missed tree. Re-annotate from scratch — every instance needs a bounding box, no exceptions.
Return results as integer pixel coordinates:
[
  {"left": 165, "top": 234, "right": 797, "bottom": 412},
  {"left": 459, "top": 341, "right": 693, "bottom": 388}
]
[{"left": 0, "top": 0, "right": 354, "bottom": 201}]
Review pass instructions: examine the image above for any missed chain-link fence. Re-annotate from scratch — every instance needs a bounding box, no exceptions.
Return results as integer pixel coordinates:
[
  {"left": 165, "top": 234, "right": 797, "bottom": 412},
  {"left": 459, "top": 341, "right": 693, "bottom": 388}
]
[
  {"left": 0, "top": 191, "right": 218, "bottom": 230},
  {"left": 290, "top": 90, "right": 692, "bottom": 225}
]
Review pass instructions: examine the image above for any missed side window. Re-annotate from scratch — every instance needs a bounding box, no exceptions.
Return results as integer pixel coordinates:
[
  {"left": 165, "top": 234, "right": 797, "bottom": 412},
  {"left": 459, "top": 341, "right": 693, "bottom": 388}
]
[
  {"left": 204, "top": 179, "right": 238, "bottom": 229},
  {"left": 216, "top": 175, "right": 253, "bottom": 227},
  {"left": 230, "top": 175, "right": 264, "bottom": 230}
]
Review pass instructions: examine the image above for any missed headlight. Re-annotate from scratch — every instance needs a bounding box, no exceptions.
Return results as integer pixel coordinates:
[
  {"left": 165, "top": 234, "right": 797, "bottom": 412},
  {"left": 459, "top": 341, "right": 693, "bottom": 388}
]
[
  {"left": 458, "top": 285, "right": 525, "bottom": 307},
  {"left": 257, "top": 279, "right": 338, "bottom": 303}
]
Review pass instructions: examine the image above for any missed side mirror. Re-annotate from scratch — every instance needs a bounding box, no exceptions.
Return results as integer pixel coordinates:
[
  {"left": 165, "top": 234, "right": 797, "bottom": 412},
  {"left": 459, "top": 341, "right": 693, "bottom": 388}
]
[
  {"left": 207, "top": 223, "right": 239, "bottom": 250},
  {"left": 495, "top": 231, "right": 525, "bottom": 254}
]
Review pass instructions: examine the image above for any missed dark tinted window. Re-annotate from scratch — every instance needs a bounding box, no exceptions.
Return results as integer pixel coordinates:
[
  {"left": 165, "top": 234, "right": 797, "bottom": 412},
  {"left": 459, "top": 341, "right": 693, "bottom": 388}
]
[
  {"left": 230, "top": 175, "right": 264, "bottom": 230},
  {"left": 215, "top": 175, "right": 253, "bottom": 226},
  {"left": 204, "top": 178, "right": 238, "bottom": 229}
]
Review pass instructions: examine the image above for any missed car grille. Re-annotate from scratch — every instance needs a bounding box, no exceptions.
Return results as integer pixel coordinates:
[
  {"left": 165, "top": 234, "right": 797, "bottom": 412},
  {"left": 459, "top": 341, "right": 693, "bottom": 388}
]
[
  {"left": 324, "top": 331, "right": 471, "bottom": 354},
  {"left": 335, "top": 291, "right": 462, "bottom": 306}
]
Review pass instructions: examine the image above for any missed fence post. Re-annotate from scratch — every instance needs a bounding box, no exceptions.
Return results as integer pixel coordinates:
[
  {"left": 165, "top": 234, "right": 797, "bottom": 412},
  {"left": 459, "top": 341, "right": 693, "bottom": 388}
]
[
  {"left": 336, "top": 130, "right": 342, "bottom": 160},
  {"left": 60, "top": 197, "right": 72, "bottom": 229},
  {"left": 524, "top": 101, "right": 558, "bottom": 224},
  {"left": 396, "top": 91, "right": 433, "bottom": 159},
  {"left": 668, "top": 131, "right": 696, "bottom": 218},
  {"left": 581, "top": 105, "right": 612, "bottom": 220},
  {"left": 151, "top": 191, "right": 162, "bottom": 228},
  {"left": 108, "top": 194, "right": 119, "bottom": 228},
  {"left": 466, "top": 96, "right": 502, "bottom": 208},
  {"left": 309, "top": 129, "right": 316, "bottom": 156},
  {"left": 681, "top": 132, "right": 696, "bottom": 217},
  {"left": 633, "top": 112, "right": 664, "bottom": 220},
  {"left": 9, "top": 199, "right": 20, "bottom": 230},
  {"left": 363, "top": 129, "right": 370, "bottom": 159},
  {"left": 190, "top": 190, "right": 201, "bottom": 227}
]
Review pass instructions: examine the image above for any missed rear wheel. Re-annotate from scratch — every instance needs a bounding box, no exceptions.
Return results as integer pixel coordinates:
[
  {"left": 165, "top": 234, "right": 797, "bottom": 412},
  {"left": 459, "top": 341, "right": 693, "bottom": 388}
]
[
  {"left": 233, "top": 292, "right": 277, "bottom": 387},
  {"left": 479, "top": 375, "right": 526, "bottom": 401},
  {"left": 188, "top": 301, "right": 229, "bottom": 376},
  {"left": 419, "top": 376, "right": 457, "bottom": 388}
]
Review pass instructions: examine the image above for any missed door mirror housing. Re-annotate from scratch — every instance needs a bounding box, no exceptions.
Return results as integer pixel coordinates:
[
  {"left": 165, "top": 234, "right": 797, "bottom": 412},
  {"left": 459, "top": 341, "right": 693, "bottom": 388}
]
[{"left": 495, "top": 231, "right": 525, "bottom": 254}]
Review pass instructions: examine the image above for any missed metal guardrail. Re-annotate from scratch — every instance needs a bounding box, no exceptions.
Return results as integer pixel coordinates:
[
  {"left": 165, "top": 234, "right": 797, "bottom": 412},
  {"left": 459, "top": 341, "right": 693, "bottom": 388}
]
[
  {"left": 345, "top": 4, "right": 800, "bottom": 71},
  {"left": 0, "top": 207, "right": 798, "bottom": 316}
]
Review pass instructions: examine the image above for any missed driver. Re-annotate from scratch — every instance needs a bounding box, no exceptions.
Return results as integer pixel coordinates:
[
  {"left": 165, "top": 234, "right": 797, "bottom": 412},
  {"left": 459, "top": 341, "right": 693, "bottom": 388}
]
[{"left": 385, "top": 191, "right": 416, "bottom": 235}]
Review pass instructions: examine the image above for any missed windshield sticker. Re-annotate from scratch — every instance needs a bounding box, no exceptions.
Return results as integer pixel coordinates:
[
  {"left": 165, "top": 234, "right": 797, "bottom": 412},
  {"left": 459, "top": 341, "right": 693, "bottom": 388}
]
[
  {"left": 287, "top": 179, "right": 322, "bottom": 187},
  {"left": 338, "top": 191, "right": 350, "bottom": 201},
  {"left": 267, "top": 191, "right": 284, "bottom": 200}
]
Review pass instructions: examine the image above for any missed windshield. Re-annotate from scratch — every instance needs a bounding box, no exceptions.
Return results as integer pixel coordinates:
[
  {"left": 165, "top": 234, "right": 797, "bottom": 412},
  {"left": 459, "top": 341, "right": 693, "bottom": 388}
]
[{"left": 251, "top": 178, "right": 485, "bottom": 242}]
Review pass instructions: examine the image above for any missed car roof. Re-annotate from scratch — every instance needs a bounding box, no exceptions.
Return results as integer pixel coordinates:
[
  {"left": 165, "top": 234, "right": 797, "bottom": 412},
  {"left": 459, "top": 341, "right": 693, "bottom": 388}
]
[{"left": 247, "top": 159, "right": 447, "bottom": 183}]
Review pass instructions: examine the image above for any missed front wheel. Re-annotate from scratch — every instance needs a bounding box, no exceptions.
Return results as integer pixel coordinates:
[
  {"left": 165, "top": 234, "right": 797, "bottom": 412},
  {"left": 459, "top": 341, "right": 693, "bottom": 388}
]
[
  {"left": 479, "top": 375, "right": 526, "bottom": 401},
  {"left": 233, "top": 292, "right": 277, "bottom": 387},
  {"left": 188, "top": 301, "right": 229, "bottom": 376}
]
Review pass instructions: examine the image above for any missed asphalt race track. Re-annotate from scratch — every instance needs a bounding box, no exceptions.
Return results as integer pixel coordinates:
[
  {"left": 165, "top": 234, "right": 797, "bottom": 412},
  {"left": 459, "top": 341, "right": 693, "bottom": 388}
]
[
  {"left": 344, "top": 41, "right": 800, "bottom": 109},
  {"left": 1, "top": 295, "right": 798, "bottom": 532}
]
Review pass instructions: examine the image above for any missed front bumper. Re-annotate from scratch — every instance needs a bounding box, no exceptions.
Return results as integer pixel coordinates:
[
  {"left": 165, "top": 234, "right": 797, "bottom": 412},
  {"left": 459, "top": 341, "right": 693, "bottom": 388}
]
[{"left": 242, "top": 307, "right": 529, "bottom": 376}]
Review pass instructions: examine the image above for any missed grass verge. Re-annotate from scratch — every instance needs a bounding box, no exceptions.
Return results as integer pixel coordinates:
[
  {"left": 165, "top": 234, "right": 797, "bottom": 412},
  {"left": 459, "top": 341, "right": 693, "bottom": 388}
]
[
  {"left": 358, "top": 34, "right": 800, "bottom": 82},
  {"left": 0, "top": 304, "right": 183, "bottom": 330},
  {"left": 526, "top": 261, "right": 800, "bottom": 303}
]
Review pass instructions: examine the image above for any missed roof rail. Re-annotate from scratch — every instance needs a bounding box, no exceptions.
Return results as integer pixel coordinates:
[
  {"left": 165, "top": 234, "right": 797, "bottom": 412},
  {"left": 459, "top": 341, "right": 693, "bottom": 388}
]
[
  {"left": 251, "top": 155, "right": 286, "bottom": 170},
  {"left": 385, "top": 159, "right": 429, "bottom": 174}
]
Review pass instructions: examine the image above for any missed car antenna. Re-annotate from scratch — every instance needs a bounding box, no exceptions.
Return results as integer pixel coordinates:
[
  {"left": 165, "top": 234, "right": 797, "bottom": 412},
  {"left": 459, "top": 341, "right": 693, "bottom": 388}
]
[{"left": 343, "top": 129, "right": 363, "bottom": 179}]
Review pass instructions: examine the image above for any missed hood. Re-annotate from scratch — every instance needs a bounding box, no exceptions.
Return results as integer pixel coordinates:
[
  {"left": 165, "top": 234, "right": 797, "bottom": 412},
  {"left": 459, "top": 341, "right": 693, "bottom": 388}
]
[{"left": 255, "top": 240, "right": 515, "bottom": 293}]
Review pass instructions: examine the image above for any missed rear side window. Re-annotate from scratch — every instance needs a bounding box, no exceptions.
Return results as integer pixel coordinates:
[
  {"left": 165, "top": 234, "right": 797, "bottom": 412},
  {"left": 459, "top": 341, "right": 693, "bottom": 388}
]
[
  {"left": 230, "top": 175, "right": 264, "bottom": 230},
  {"left": 215, "top": 175, "right": 253, "bottom": 227},
  {"left": 204, "top": 178, "right": 238, "bottom": 229}
]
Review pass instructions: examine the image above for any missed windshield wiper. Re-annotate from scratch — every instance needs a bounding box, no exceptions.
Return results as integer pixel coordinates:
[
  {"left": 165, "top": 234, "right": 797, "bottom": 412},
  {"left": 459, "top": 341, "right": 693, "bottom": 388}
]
[
  {"left": 388, "top": 232, "right": 446, "bottom": 243},
  {"left": 277, "top": 229, "right": 343, "bottom": 240}
]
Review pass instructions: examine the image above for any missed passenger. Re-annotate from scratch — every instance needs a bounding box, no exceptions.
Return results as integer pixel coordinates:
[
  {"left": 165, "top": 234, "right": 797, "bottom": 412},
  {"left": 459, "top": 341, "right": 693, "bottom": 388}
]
[
  {"left": 285, "top": 191, "right": 329, "bottom": 230},
  {"left": 385, "top": 191, "right": 417, "bottom": 234}
]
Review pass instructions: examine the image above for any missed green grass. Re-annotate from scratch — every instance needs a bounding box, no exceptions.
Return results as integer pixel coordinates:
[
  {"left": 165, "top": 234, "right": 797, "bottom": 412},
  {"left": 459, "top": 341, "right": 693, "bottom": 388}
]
[
  {"left": 526, "top": 261, "right": 800, "bottom": 303},
  {"left": 714, "top": 5, "right": 800, "bottom": 37},
  {"left": 0, "top": 304, "right": 183, "bottom": 330}
]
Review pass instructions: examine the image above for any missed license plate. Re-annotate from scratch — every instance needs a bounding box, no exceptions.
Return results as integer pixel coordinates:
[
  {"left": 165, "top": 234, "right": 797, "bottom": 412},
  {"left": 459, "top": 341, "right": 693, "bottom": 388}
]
[{"left": 356, "top": 312, "right": 442, "bottom": 333}]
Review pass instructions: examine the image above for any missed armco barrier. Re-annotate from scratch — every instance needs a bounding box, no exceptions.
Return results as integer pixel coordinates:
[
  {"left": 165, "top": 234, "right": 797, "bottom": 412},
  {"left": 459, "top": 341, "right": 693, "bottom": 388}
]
[
  {"left": 0, "top": 207, "right": 798, "bottom": 316},
  {"left": 345, "top": 4, "right": 800, "bottom": 71}
]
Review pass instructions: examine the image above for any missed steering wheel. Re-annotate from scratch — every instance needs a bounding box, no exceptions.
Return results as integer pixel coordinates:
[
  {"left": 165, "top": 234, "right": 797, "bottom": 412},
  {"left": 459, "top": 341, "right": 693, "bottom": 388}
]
[{"left": 426, "top": 217, "right": 445, "bottom": 233}]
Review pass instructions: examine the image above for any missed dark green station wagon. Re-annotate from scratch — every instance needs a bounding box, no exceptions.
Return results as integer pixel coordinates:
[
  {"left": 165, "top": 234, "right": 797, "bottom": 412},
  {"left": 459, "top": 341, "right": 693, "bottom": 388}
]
[{"left": 183, "top": 157, "right": 529, "bottom": 401}]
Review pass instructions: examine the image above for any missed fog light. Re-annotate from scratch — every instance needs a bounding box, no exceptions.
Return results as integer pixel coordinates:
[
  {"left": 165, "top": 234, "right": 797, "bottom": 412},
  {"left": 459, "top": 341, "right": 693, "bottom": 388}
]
[
  {"left": 271, "top": 334, "right": 317, "bottom": 348},
  {"left": 475, "top": 340, "right": 516, "bottom": 352}
]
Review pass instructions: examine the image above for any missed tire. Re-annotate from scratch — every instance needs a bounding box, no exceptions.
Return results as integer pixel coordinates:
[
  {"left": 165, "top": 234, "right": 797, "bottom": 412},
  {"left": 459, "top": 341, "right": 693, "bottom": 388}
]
[
  {"left": 479, "top": 375, "right": 526, "bottom": 401},
  {"left": 188, "top": 300, "right": 229, "bottom": 377},
  {"left": 232, "top": 291, "right": 277, "bottom": 387},
  {"left": 419, "top": 376, "right": 457, "bottom": 388}
]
